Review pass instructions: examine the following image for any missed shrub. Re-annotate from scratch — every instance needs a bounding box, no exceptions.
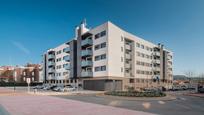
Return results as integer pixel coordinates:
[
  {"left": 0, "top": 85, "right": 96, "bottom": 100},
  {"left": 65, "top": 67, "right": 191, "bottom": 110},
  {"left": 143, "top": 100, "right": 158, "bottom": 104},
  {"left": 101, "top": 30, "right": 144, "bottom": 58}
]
[{"left": 105, "top": 90, "right": 166, "bottom": 97}]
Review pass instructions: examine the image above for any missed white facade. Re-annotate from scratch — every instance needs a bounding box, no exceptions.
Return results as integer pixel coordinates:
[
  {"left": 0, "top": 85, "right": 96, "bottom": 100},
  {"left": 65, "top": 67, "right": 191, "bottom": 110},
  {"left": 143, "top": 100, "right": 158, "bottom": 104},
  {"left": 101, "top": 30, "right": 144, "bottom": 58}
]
[{"left": 42, "top": 20, "right": 173, "bottom": 90}]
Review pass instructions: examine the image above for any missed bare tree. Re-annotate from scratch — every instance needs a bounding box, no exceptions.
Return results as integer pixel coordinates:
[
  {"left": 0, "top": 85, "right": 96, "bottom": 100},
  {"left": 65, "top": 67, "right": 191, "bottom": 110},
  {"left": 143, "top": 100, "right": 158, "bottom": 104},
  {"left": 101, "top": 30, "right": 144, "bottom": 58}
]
[{"left": 184, "top": 70, "right": 195, "bottom": 84}]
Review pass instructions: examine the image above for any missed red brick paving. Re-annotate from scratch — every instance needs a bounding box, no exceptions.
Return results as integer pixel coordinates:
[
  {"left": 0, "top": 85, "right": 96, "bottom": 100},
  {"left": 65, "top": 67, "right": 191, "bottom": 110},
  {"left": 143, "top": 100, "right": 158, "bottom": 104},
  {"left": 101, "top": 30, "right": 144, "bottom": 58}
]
[{"left": 0, "top": 87, "right": 155, "bottom": 115}]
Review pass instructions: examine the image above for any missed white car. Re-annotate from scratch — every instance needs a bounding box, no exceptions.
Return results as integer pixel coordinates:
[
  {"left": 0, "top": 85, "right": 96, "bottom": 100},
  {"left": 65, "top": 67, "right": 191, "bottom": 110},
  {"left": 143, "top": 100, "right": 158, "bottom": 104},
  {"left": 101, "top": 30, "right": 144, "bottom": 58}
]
[{"left": 61, "top": 86, "right": 76, "bottom": 92}]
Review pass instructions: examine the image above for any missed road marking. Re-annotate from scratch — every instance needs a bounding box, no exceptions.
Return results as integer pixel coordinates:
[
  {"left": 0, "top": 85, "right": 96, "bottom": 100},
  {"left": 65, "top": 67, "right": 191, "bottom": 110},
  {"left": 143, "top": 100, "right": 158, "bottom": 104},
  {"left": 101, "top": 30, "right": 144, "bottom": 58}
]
[
  {"left": 108, "top": 100, "right": 121, "bottom": 106},
  {"left": 158, "top": 101, "right": 165, "bottom": 104},
  {"left": 142, "top": 102, "right": 151, "bottom": 109},
  {"left": 180, "top": 97, "right": 186, "bottom": 101}
]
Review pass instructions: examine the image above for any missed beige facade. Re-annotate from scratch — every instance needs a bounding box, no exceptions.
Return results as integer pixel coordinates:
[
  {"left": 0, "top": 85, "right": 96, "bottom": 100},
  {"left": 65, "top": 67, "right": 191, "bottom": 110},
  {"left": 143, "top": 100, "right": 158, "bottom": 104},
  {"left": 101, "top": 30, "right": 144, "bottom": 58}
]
[
  {"left": 42, "top": 20, "right": 173, "bottom": 91},
  {"left": 77, "top": 21, "right": 173, "bottom": 90}
]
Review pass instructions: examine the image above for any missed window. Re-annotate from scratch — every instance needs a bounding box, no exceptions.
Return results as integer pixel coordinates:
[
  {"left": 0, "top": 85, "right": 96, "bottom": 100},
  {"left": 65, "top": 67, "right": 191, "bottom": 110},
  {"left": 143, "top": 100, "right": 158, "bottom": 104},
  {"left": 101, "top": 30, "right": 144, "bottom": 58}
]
[
  {"left": 101, "top": 42, "right": 106, "bottom": 48},
  {"left": 121, "top": 47, "right": 123, "bottom": 52},
  {"left": 95, "top": 66, "right": 106, "bottom": 72},
  {"left": 129, "top": 79, "right": 134, "bottom": 83},
  {"left": 95, "top": 33, "right": 100, "bottom": 39},
  {"left": 121, "top": 36, "right": 123, "bottom": 41},
  {"left": 95, "top": 67, "right": 100, "bottom": 72},
  {"left": 95, "top": 56, "right": 100, "bottom": 61},
  {"left": 121, "top": 57, "right": 123, "bottom": 62},
  {"left": 94, "top": 45, "right": 100, "bottom": 50},
  {"left": 101, "top": 66, "right": 106, "bottom": 71},
  {"left": 95, "top": 42, "right": 106, "bottom": 50},
  {"left": 137, "top": 52, "right": 140, "bottom": 56},
  {"left": 63, "top": 72, "right": 68, "bottom": 75},
  {"left": 141, "top": 53, "right": 145, "bottom": 57},
  {"left": 95, "top": 30, "right": 106, "bottom": 39},
  {"left": 141, "top": 45, "right": 144, "bottom": 49},
  {"left": 101, "top": 54, "right": 106, "bottom": 59},
  {"left": 56, "top": 50, "right": 61, "bottom": 55},
  {"left": 94, "top": 54, "right": 106, "bottom": 61},
  {"left": 136, "top": 43, "right": 140, "bottom": 47},
  {"left": 100, "top": 31, "right": 106, "bottom": 37},
  {"left": 121, "top": 67, "right": 123, "bottom": 72}
]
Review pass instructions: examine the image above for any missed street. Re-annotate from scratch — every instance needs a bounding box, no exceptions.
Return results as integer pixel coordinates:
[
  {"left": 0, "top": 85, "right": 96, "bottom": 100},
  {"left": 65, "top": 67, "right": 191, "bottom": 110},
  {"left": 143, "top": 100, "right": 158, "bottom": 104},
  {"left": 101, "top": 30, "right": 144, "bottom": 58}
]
[
  {"left": 55, "top": 91, "right": 204, "bottom": 115},
  {"left": 0, "top": 87, "right": 204, "bottom": 115}
]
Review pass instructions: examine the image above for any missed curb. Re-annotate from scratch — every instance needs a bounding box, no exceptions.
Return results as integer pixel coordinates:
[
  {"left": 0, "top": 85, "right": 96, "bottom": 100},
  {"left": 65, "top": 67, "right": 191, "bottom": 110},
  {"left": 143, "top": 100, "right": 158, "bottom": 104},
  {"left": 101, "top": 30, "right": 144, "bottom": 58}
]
[
  {"left": 184, "top": 93, "right": 204, "bottom": 98},
  {"left": 96, "top": 94, "right": 176, "bottom": 101}
]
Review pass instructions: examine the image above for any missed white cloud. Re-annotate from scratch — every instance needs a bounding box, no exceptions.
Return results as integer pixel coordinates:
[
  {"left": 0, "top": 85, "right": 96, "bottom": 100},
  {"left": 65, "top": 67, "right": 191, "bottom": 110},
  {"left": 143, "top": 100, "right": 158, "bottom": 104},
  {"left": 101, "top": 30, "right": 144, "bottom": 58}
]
[{"left": 11, "top": 41, "right": 30, "bottom": 55}]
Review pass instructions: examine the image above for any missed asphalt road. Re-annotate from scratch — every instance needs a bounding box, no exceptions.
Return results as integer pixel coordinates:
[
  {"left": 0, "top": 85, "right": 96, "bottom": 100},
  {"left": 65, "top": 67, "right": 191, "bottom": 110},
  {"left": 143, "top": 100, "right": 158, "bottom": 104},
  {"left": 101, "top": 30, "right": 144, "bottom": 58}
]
[{"left": 55, "top": 92, "right": 204, "bottom": 115}]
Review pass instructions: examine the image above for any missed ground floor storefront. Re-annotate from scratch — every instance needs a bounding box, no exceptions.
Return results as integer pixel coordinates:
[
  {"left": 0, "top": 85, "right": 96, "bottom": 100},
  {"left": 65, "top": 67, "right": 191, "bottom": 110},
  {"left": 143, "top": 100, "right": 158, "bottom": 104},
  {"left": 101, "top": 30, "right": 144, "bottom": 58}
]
[{"left": 81, "top": 77, "right": 173, "bottom": 91}]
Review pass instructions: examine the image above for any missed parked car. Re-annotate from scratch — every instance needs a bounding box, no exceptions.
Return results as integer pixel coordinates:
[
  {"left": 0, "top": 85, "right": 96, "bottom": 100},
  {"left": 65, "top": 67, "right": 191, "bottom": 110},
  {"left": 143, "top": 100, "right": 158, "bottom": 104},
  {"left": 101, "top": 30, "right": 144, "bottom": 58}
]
[
  {"left": 60, "top": 85, "right": 76, "bottom": 92},
  {"left": 52, "top": 86, "right": 62, "bottom": 92},
  {"left": 198, "top": 88, "right": 204, "bottom": 93},
  {"left": 180, "top": 85, "right": 187, "bottom": 90},
  {"left": 33, "top": 85, "right": 44, "bottom": 89}
]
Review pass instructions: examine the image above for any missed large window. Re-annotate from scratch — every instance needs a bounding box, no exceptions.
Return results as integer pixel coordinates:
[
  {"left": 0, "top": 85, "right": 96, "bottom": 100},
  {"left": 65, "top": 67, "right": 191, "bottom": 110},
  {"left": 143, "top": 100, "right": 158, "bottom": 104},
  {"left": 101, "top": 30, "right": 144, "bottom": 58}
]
[
  {"left": 94, "top": 65, "right": 106, "bottom": 72},
  {"left": 95, "top": 56, "right": 100, "bottom": 61},
  {"left": 94, "top": 42, "right": 106, "bottom": 50},
  {"left": 101, "top": 42, "right": 106, "bottom": 48},
  {"left": 94, "top": 54, "right": 106, "bottom": 61},
  {"left": 95, "top": 30, "right": 106, "bottom": 39}
]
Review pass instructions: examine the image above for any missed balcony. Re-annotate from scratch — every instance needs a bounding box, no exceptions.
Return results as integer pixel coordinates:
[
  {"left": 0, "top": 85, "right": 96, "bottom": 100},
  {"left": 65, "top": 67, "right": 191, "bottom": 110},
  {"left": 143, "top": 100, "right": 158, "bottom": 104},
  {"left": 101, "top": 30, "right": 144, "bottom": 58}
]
[
  {"left": 48, "top": 74, "right": 55, "bottom": 79},
  {"left": 125, "top": 54, "right": 131, "bottom": 59},
  {"left": 154, "top": 52, "right": 160, "bottom": 56},
  {"left": 48, "top": 61, "right": 55, "bottom": 66},
  {"left": 81, "top": 50, "right": 92, "bottom": 57},
  {"left": 81, "top": 71, "right": 93, "bottom": 77},
  {"left": 125, "top": 44, "right": 131, "bottom": 50},
  {"left": 48, "top": 54, "right": 55, "bottom": 59},
  {"left": 153, "top": 67, "right": 160, "bottom": 71},
  {"left": 48, "top": 68, "right": 55, "bottom": 73},
  {"left": 81, "top": 61, "right": 92, "bottom": 67},
  {"left": 81, "top": 39, "right": 92, "bottom": 47},
  {"left": 125, "top": 73, "right": 131, "bottom": 77},
  {"left": 125, "top": 63, "right": 131, "bottom": 68},
  {"left": 63, "top": 47, "right": 70, "bottom": 53},
  {"left": 64, "top": 64, "right": 70, "bottom": 70},
  {"left": 154, "top": 59, "right": 160, "bottom": 64},
  {"left": 63, "top": 56, "right": 70, "bottom": 61}
]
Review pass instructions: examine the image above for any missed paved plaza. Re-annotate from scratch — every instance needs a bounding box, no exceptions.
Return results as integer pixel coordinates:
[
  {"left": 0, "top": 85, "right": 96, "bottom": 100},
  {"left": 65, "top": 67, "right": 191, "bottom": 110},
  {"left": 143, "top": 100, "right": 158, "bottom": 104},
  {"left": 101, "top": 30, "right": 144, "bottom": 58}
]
[{"left": 0, "top": 87, "right": 154, "bottom": 115}]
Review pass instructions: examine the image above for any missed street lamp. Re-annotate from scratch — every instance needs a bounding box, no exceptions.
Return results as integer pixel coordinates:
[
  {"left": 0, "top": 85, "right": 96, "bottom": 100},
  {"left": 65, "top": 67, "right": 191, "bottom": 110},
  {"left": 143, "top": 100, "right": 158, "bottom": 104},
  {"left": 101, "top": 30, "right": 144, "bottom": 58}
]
[{"left": 13, "top": 70, "right": 17, "bottom": 92}]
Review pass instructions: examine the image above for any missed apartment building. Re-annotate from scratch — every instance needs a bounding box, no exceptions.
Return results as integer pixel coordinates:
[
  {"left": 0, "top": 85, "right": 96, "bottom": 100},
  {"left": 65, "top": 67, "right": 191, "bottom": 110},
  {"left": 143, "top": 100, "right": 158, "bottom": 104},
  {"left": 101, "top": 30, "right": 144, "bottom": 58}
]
[
  {"left": 42, "top": 20, "right": 173, "bottom": 91},
  {"left": 42, "top": 40, "right": 77, "bottom": 85},
  {"left": 0, "top": 64, "right": 41, "bottom": 83}
]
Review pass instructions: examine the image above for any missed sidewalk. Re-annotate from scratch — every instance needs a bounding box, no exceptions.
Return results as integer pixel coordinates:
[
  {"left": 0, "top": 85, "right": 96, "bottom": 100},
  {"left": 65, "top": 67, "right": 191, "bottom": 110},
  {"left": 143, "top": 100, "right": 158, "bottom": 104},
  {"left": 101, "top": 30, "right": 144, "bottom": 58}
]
[{"left": 0, "top": 87, "right": 155, "bottom": 115}]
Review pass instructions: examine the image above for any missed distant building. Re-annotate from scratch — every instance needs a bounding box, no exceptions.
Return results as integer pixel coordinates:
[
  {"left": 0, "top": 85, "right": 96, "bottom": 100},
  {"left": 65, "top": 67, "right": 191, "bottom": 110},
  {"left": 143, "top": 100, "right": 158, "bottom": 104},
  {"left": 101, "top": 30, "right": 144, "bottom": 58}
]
[{"left": 0, "top": 63, "right": 41, "bottom": 83}]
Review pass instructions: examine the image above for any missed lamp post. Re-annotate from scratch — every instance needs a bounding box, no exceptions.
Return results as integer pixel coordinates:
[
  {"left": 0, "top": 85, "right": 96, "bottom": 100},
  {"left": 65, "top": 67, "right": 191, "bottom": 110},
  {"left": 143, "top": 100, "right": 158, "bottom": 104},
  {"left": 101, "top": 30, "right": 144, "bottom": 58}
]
[{"left": 13, "top": 70, "right": 17, "bottom": 92}]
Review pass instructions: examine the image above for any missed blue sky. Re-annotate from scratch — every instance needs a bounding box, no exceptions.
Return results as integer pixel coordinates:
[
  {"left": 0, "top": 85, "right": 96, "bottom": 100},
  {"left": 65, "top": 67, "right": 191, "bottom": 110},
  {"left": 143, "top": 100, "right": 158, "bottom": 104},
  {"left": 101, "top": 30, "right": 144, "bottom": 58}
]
[{"left": 0, "top": 0, "right": 204, "bottom": 75}]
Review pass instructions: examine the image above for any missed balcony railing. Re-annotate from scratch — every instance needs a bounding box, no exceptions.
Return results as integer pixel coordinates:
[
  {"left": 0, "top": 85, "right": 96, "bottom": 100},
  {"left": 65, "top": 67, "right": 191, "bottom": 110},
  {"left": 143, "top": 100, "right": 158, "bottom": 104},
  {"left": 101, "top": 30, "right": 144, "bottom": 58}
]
[
  {"left": 48, "top": 68, "right": 55, "bottom": 73},
  {"left": 154, "top": 52, "right": 160, "bottom": 56},
  {"left": 48, "top": 54, "right": 55, "bottom": 59},
  {"left": 63, "top": 56, "right": 70, "bottom": 61},
  {"left": 125, "top": 73, "right": 131, "bottom": 77},
  {"left": 81, "top": 61, "right": 92, "bottom": 67},
  {"left": 153, "top": 67, "right": 160, "bottom": 71},
  {"left": 125, "top": 63, "right": 131, "bottom": 68},
  {"left": 63, "top": 47, "right": 70, "bottom": 53},
  {"left": 81, "top": 50, "right": 92, "bottom": 57},
  {"left": 125, "top": 44, "right": 131, "bottom": 50},
  {"left": 81, "top": 71, "right": 93, "bottom": 77},
  {"left": 48, "top": 61, "right": 55, "bottom": 66},
  {"left": 125, "top": 54, "right": 131, "bottom": 59},
  {"left": 154, "top": 59, "right": 160, "bottom": 64},
  {"left": 81, "top": 39, "right": 92, "bottom": 46},
  {"left": 64, "top": 64, "right": 70, "bottom": 70}
]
